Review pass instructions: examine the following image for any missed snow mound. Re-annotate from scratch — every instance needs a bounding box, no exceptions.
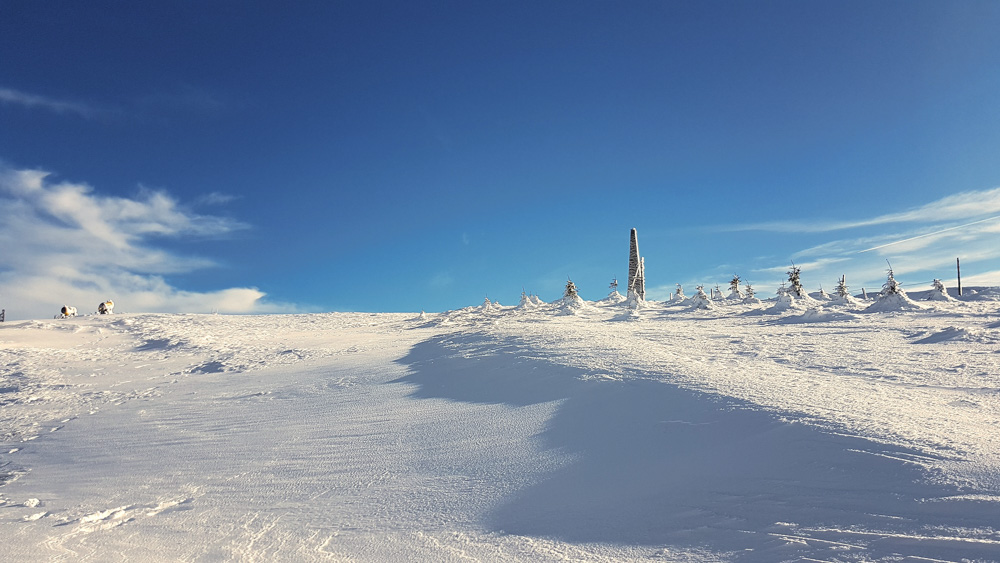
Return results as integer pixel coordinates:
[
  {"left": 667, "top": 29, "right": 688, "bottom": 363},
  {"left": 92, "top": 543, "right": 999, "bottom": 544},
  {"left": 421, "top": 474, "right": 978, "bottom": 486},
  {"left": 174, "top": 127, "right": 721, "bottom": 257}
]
[
  {"left": 516, "top": 292, "right": 539, "bottom": 311},
  {"left": 772, "top": 307, "right": 858, "bottom": 324},
  {"left": 865, "top": 292, "right": 925, "bottom": 313},
  {"left": 610, "top": 307, "right": 643, "bottom": 322},
  {"left": 553, "top": 294, "right": 591, "bottom": 314},
  {"left": 686, "top": 287, "right": 714, "bottom": 310},
  {"left": 828, "top": 294, "right": 864, "bottom": 308},
  {"left": 810, "top": 289, "right": 832, "bottom": 301},
  {"left": 765, "top": 292, "right": 803, "bottom": 314},
  {"left": 913, "top": 326, "right": 998, "bottom": 344},
  {"left": 599, "top": 290, "right": 626, "bottom": 305},
  {"left": 926, "top": 280, "right": 957, "bottom": 302}
]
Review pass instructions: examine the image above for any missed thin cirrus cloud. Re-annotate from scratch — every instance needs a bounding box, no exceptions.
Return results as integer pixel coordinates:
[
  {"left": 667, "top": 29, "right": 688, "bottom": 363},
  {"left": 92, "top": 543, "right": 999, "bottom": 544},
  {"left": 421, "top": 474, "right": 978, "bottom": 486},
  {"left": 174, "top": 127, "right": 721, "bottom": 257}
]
[
  {"left": 0, "top": 87, "right": 104, "bottom": 119},
  {"left": 729, "top": 187, "right": 1000, "bottom": 233},
  {"left": 0, "top": 166, "right": 297, "bottom": 320},
  {"left": 740, "top": 188, "right": 1000, "bottom": 290}
]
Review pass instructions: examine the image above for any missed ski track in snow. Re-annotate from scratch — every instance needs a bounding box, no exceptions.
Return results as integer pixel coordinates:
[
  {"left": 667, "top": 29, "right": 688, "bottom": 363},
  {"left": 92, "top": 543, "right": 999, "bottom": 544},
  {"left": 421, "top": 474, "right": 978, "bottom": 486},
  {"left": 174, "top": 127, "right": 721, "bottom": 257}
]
[{"left": 0, "top": 297, "right": 999, "bottom": 561}]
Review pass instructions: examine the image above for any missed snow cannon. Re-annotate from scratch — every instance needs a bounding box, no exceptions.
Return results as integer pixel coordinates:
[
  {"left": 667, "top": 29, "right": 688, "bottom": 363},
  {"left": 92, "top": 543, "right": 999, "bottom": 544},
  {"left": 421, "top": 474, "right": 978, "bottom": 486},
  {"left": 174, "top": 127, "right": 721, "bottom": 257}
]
[
  {"left": 97, "top": 300, "right": 114, "bottom": 314},
  {"left": 60, "top": 305, "right": 77, "bottom": 317}
]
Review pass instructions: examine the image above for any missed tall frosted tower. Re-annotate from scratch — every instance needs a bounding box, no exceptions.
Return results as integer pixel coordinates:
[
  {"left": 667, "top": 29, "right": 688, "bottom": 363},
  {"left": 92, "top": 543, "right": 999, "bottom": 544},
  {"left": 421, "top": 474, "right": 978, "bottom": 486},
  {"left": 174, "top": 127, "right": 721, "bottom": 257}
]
[{"left": 628, "top": 228, "right": 645, "bottom": 300}]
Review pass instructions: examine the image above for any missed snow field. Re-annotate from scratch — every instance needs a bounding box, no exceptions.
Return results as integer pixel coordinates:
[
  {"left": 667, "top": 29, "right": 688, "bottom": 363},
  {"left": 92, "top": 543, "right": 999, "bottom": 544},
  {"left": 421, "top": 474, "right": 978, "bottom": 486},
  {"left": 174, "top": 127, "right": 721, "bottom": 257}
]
[{"left": 2, "top": 297, "right": 1000, "bottom": 561}]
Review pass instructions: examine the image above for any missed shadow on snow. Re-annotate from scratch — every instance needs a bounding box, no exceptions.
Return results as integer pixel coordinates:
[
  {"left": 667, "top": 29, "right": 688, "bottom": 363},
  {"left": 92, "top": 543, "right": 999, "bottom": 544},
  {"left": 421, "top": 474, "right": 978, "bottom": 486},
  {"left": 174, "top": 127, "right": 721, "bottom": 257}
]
[{"left": 394, "top": 333, "right": 1000, "bottom": 561}]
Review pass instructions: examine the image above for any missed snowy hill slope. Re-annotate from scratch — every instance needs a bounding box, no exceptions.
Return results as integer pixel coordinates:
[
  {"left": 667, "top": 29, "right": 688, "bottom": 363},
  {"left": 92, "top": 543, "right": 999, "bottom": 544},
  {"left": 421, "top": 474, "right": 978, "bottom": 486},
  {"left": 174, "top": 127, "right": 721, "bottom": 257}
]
[{"left": 2, "top": 299, "right": 1000, "bottom": 561}]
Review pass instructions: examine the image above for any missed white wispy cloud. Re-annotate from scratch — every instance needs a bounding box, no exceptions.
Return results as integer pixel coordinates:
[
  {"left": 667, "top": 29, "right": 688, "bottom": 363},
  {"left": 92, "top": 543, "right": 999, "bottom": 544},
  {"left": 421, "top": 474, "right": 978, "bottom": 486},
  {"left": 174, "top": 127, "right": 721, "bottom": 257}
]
[
  {"left": 729, "top": 187, "right": 1000, "bottom": 233},
  {"left": 0, "top": 166, "right": 297, "bottom": 319},
  {"left": 748, "top": 217, "right": 1000, "bottom": 294},
  {"left": 0, "top": 87, "right": 103, "bottom": 119},
  {"left": 712, "top": 186, "right": 1000, "bottom": 293}
]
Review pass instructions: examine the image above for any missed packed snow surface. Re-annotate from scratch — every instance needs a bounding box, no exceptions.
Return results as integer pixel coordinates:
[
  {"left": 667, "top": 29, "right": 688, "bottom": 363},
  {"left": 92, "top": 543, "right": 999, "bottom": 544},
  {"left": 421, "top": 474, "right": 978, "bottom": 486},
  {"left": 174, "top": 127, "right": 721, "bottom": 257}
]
[{"left": 3, "top": 293, "right": 1000, "bottom": 561}]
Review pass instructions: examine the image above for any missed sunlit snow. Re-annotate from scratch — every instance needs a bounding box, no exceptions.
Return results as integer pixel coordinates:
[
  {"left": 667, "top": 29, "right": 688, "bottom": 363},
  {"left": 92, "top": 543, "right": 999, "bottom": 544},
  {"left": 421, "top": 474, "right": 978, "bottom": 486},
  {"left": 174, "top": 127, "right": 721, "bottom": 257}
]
[{"left": 3, "top": 290, "right": 1000, "bottom": 561}]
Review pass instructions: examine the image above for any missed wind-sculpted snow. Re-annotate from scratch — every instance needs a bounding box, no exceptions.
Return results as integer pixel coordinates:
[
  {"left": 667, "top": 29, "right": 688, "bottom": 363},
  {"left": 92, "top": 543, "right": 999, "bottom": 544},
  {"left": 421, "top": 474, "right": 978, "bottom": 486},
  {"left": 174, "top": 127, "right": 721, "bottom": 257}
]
[{"left": 2, "top": 299, "right": 1000, "bottom": 561}]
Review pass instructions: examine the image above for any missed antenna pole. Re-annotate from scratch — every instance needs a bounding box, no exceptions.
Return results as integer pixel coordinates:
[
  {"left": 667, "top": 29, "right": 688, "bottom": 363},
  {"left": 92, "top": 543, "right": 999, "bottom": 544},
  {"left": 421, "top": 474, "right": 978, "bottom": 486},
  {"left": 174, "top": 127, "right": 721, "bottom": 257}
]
[{"left": 957, "top": 257, "right": 962, "bottom": 296}]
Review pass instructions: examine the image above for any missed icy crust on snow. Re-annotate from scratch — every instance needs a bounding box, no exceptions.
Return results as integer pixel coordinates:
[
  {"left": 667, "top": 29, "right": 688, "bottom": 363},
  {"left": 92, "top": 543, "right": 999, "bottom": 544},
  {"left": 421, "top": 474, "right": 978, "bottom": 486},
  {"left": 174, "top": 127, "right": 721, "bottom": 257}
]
[{"left": 3, "top": 297, "right": 1000, "bottom": 561}]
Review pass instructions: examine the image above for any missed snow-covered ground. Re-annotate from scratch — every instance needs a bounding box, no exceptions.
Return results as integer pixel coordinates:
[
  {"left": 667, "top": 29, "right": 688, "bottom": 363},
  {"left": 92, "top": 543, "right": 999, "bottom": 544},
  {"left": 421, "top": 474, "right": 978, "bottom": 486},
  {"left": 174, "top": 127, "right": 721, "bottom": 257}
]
[{"left": 3, "top": 291, "right": 1000, "bottom": 561}]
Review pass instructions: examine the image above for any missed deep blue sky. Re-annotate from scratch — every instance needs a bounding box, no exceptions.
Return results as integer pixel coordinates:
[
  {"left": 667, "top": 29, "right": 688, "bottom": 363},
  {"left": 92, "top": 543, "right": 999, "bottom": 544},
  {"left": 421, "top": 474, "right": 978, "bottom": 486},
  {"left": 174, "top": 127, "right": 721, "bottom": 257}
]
[{"left": 3, "top": 1, "right": 1000, "bottom": 317}]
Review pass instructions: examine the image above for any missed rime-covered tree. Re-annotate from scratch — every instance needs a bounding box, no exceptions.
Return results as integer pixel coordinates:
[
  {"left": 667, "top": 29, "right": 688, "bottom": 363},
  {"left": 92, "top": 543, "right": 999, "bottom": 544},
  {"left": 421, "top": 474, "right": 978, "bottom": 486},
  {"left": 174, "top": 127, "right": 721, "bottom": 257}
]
[
  {"left": 690, "top": 285, "right": 713, "bottom": 309},
  {"left": 564, "top": 279, "right": 579, "bottom": 299},
  {"left": 927, "top": 279, "right": 956, "bottom": 302},
  {"left": 787, "top": 264, "right": 805, "bottom": 298},
  {"left": 867, "top": 263, "right": 923, "bottom": 311},
  {"left": 835, "top": 275, "right": 850, "bottom": 298},
  {"left": 603, "top": 278, "right": 626, "bottom": 304},
  {"left": 881, "top": 266, "right": 901, "bottom": 296},
  {"left": 517, "top": 289, "right": 534, "bottom": 310},
  {"left": 729, "top": 275, "right": 743, "bottom": 299},
  {"left": 776, "top": 282, "right": 788, "bottom": 297}
]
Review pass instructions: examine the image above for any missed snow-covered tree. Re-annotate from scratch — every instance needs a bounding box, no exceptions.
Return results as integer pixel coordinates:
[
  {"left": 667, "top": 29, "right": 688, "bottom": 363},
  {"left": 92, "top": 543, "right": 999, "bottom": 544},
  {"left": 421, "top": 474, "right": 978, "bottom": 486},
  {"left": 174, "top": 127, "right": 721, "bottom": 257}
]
[
  {"left": 674, "top": 284, "right": 685, "bottom": 301},
  {"left": 927, "top": 279, "right": 956, "bottom": 302},
  {"left": 564, "top": 279, "right": 578, "bottom": 299},
  {"left": 556, "top": 278, "right": 588, "bottom": 312},
  {"left": 517, "top": 289, "right": 535, "bottom": 310},
  {"left": 603, "top": 278, "right": 626, "bottom": 304},
  {"left": 866, "top": 264, "right": 924, "bottom": 312},
  {"left": 830, "top": 275, "right": 861, "bottom": 306},
  {"left": 689, "top": 285, "right": 714, "bottom": 309},
  {"left": 728, "top": 275, "right": 744, "bottom": 299},
  {"left": 787, "top": 265, "right": 805, "bottom": 298},
  {"left": 836, "top": 275, "right": 850, "bottom": 298},
  {"left": 742, "top": 283, "right": 760, "bottom": 304},
  {"left": 480, "top": 296, "right": 496, "bottom": 313},
  {"left": 881, "top": 267, "right": 901, "bottom": 296}
]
